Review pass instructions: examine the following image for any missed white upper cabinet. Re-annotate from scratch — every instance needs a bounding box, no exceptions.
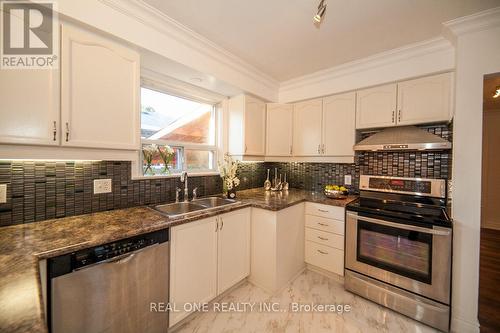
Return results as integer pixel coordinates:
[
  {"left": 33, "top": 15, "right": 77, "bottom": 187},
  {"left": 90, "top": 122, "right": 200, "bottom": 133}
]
[
  {"left": 396, "top": 72, "right": 453, "bottom": 126},
  {"left": 61, "top": 25, "right": 140, "bottom": 150},
  {"left": 228, "top": 94, "right": 266, "bottom": 156},
  {"left": 356, "top": 73, "right": 453, "bottom": 129},
  {"left": 356, "top": 83, "right": 397, "bottom": 129},
  {"left": 322, "top": 92, "right": 356, "bottom": 156},
  {"left": 293, "top": 98, "right": 323, "bottom": 156},
  {"left": 0, "top": 69, "right": 59, "bottom": 145},
  {"left": 217, "top": 209, "right": 251, "bottom": 294},
  {"left": 266, "top": 103, "right": 293, "bottom": 156}
]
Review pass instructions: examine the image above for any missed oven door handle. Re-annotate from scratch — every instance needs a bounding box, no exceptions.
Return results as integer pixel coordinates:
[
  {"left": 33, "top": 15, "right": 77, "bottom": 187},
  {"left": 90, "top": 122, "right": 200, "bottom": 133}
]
[{"left": 346, "top": 212, "right": 451, "bottom": 236}]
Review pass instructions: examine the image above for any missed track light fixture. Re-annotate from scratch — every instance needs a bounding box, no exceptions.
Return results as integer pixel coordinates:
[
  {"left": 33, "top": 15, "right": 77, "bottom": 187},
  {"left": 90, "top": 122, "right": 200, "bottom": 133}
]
[{"left": 313, "top": 0, "right": 327, "bottom": 24}]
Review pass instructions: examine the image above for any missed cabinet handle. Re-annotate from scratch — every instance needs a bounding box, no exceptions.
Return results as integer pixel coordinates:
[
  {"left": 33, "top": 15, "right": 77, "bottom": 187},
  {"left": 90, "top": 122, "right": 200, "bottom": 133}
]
[
  {"left": 215, "top": 217, "right": 219, "bottom": 232},
  {"left": 52, "top": 121, "right": 57, "bottom": 141},
  {"left": 317, "top": 249, "right": 328, "bottom": 255},
  {"left": 220, "top": 218, "right": 224, "bottom": 230},
  {"left": 318, "top": 222, "right": 329, "bottom": 226},
  {"left": 317, "top": 144, "right": 321, "bottom": 154},
  {"left": 392, "top": 110, "right": 395, "bottom": 123},
  {"left": 317, "top": 236, "right": 329, "bottom": 241},
  {"left": 398, "top": 109, "right": 401, "bottom": 122},
  {"left": 289, "top": 146, "right": 292, "bottom": 155},
  {"left": 65, "top": 122, "right": 69, "bottom": 142},
  {"left": 318, "top": 209, "right": 329, "bottom": 213},
  {"left": 322, "top": 144, "right": 325, "bottom": 154}
]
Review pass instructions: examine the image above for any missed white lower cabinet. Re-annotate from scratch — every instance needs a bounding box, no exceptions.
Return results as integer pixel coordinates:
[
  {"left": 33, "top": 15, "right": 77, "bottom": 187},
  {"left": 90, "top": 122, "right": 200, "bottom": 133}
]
[
  {"left": 305, "top": 241, "right": 344, "bottom": 274},
  {"left": 304, "top": 203, "right": 345, "bottom": 276},
  {"left": 217, "top": 208, "right": 251, "bottom": 294},
  {"left": 250, "top": 204, "right": 305, "bottom": 293},
  {"left": 169, "top": 208, "right": 250, "bottom": 326}
]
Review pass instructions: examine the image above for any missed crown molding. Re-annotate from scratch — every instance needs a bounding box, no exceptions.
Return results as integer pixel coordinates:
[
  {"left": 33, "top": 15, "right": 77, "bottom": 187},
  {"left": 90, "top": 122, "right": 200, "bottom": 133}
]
[
  {"left": 97, "top": 0, "right": 279, "bottom": 95},
  {"left": 443, "top": 6, "right": 500, "bottom": 40},
  {"left": 279, "top": 37, "right": 453, "bottom": 93}
]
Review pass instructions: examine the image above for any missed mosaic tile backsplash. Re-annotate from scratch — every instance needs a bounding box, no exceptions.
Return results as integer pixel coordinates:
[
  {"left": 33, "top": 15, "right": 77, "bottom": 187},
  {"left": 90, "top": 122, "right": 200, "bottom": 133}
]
[
  {"left": 0, "top": 161, "right": 264, "bottom": 227},
  {"left": 0, "top": 124, "right": 452, "bottom": 226}
]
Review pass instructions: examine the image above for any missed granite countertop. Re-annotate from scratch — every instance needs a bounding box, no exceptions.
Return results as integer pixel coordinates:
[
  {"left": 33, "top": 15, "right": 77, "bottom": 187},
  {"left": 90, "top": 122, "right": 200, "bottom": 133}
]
[
  {"left": 0, "top": 188, "right": 357, "bottom": 333},
  {"left": 237, "top": 188, "right": 358, "bottom": 210}
]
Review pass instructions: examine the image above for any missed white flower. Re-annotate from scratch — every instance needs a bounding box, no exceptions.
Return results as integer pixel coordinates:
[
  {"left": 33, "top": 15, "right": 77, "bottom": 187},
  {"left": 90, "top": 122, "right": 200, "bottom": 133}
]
[
  {"left": 165, "top": 145, "right": 174, "bottom": 155},
  {"left": 219, "top": 153, "right": 240, "bottom": 190}
]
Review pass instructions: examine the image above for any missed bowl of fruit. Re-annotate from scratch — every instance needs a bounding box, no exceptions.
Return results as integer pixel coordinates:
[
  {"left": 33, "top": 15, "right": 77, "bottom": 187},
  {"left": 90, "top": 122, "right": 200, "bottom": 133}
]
[{"left": 324, "top": 185, "right": 349, "bottom": 199}]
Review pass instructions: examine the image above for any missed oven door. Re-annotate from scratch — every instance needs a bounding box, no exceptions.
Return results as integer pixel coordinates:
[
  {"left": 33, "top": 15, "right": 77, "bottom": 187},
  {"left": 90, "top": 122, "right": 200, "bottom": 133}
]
[{"left": 345, "top": 211, "right": 452, "bottom": 304}]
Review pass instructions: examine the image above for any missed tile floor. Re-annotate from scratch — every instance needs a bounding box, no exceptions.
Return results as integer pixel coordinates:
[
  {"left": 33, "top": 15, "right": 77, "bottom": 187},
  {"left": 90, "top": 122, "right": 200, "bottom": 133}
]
[{"left": 175, "top": 270, "right": 439, "bottom": 333}]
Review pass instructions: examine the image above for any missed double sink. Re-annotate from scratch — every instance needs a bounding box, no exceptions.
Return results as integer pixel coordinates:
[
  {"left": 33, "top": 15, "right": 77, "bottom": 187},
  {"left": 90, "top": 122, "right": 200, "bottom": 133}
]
[{"left": 154, "top": 197, "right": 238, "bottom": 218}]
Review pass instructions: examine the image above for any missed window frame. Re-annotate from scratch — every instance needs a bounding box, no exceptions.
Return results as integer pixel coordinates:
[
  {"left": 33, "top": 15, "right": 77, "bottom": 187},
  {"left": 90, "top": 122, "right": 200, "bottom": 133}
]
[{"left": 138, "top": 81, "right": 219, "bottom": 177}]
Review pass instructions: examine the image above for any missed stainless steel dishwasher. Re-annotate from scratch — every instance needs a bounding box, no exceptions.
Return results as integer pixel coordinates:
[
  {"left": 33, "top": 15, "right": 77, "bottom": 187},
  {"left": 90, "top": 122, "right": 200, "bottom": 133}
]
[{"left": 47, "top": 229, "right": 169, "bottom": 333}]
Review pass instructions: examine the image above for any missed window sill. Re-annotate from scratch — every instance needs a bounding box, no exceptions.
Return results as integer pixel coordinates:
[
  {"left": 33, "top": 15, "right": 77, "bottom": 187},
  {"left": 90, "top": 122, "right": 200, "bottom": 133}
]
[{"left": 131, "top": 171, "right": 220, "bottom": 180}]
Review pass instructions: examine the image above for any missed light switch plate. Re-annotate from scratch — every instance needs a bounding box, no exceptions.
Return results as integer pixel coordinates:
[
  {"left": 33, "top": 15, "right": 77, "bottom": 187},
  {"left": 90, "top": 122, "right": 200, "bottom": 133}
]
[
  {"left": 0, "top": 184, "right": 6, "bottom": 203},
  {"left": 344, "top": 175, "right": 352, "bottom": 186},
  {"left": 94, "top": 179, "right": 112, "bottom": 194}
]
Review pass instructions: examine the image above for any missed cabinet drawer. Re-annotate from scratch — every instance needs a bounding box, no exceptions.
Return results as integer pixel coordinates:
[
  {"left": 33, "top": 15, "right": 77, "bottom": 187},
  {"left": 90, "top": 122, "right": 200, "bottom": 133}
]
[
  {"left": 305, "top": 241, "right": 344, "bottom": 276},
  {"left": 305, "top": 215, "right": 344, "bottom": 235},
  {"left": 305, "top": 227, "right": 344, "bottom": 250},
  {"left": 305, "top": 202, "right": 345, "bottom": 221}
]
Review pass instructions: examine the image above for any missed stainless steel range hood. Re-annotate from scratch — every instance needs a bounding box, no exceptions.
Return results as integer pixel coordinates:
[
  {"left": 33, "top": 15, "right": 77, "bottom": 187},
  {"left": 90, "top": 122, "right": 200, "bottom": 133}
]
[{"left": 354, "top": 126, "right": 452, "bottom": 151}]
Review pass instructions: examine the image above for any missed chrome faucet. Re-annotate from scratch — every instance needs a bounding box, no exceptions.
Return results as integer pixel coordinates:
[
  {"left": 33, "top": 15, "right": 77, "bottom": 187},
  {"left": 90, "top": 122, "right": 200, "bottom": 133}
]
[{"left": 180, "top": 171, "right": 189, "bottom": 202}]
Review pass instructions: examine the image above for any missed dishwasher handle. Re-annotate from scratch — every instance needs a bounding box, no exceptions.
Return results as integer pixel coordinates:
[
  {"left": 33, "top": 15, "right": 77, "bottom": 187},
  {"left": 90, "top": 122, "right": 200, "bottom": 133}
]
[{"left": 74, "top": 244, "right": 158, "bottom": 271}]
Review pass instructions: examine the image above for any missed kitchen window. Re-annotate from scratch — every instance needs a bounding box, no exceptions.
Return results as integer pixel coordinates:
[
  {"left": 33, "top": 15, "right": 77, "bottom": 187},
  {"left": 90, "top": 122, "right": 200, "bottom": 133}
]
[{"left": 140, "top": 86, "right": 217, "bottom": 176}]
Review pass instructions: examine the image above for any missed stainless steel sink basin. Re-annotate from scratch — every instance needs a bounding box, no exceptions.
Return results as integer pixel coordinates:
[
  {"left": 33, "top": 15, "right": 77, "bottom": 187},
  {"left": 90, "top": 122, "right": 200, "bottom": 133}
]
[
  {"left": 194, "top": 197, "right": 237, "bottom": 208},
  {"left": 153, "top": 197, "right": 237, "bottom": 217},
  {"left": 154, "top": 202, "right": 207, "bottom": 217}
]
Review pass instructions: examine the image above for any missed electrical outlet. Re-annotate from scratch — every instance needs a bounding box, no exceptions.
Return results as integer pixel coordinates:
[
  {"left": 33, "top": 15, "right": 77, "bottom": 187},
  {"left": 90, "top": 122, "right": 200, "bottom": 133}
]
[
  {"left": 94, "top": 179, "right": 112, "bottom": 194},
  {"left": 0, "top": 184, "right": 6, "bottom": 203},
  {"left": 344, "top": 175, "right": 352, "bottom": 186}
]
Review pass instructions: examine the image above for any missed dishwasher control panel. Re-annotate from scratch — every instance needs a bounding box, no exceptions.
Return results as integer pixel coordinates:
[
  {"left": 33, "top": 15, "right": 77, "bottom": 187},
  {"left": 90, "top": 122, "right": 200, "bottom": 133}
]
[{"left": 48, "top": 229, "right": 169, "bottom": 278}]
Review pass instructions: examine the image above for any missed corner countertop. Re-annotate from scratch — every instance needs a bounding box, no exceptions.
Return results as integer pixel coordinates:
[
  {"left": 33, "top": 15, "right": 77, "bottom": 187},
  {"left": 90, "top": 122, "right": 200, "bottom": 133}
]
[
  {"left": 236, "top": 188, "right": 358, "bottom": 211},
  {"left": 0, "top": 188, "right": 357, "bottom": 333}
]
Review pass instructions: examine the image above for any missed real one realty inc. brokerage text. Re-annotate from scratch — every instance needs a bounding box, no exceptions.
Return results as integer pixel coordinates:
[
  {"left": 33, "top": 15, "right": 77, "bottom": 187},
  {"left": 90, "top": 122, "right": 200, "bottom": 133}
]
[{"left": 150, "top": 302, "right": 352, "bottom": 314}]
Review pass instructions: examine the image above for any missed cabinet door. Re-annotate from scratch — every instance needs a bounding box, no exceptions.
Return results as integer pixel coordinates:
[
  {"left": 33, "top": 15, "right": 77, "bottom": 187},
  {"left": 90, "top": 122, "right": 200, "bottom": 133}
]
[
  {"left": 61, "top": 25, "right": 140, "bottom": 150},
  {"left": 266, "top": 104, "right": 293, "bottom": 156},
  {"left": 293, "top": 98, "right": 323, "bottom": 156},
  {"left": 217, "top": 208, "right": 251, "bottom": 294},
  {"left": 323, "top": 92, "right": 356, "bottom": 156},
  {"left": 244, "top": 95, "right": 266, "bottom": 155},
  {"left": 170, "top": 217, "right": 218, "bottom": 326},
  {"left": 0, "top": 69, "right": 59, "bottom": 145},
  {"left": 397, "top": 73, "right": 452, "bottom": 125},
  {"left": 356, "top": 83, "right": 397, "bottom": 129}
]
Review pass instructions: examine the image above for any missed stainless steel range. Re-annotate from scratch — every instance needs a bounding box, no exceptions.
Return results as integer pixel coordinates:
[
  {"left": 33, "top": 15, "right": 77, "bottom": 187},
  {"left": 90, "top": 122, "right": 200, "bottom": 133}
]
[{"left": 345, "top": 175, "right": 452, "bottom": 332}]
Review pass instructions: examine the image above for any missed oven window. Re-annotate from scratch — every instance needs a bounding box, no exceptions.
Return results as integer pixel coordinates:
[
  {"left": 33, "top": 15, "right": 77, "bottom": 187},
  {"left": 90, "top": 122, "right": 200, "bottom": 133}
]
[{"left": 357, "top": 220, "right": 432, "bottom": 284}]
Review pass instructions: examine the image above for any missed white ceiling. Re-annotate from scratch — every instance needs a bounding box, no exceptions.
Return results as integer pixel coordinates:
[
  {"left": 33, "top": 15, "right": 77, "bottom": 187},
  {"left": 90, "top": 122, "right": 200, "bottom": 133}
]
[{"left": 143, "top": 0, "right": 500, "bottom": 82}]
